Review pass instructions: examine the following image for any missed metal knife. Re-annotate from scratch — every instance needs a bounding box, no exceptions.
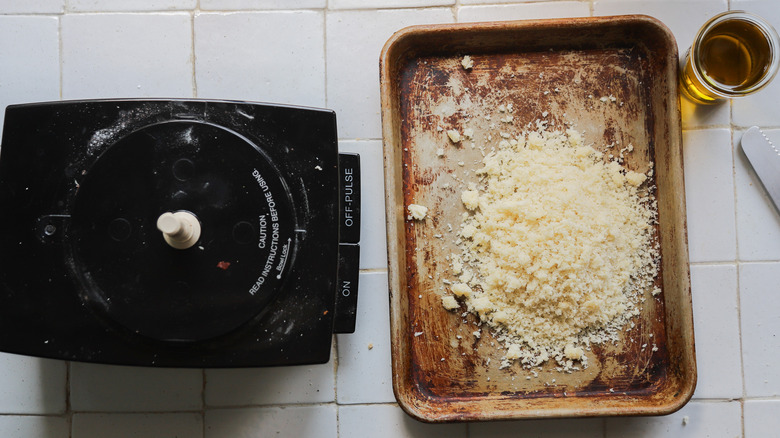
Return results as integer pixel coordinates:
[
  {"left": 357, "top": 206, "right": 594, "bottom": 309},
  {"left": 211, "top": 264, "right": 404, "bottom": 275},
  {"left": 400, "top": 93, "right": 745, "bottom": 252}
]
[{"left": 741, "top": 126, "right": 780, "bottom": 214}]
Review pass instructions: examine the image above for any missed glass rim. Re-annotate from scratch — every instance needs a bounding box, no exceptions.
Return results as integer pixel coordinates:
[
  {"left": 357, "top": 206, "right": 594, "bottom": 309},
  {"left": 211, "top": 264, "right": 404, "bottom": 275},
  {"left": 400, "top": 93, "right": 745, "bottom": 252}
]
[{"left": 689, "top": 10, "right": 780, "bottom": 97}]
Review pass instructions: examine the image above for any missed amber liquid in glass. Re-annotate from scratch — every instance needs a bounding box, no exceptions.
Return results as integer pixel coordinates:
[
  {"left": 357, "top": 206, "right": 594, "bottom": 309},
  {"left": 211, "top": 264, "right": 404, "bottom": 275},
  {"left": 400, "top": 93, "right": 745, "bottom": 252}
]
[{"left": 681, "top": 18, "right": 772, "bottom": 103}]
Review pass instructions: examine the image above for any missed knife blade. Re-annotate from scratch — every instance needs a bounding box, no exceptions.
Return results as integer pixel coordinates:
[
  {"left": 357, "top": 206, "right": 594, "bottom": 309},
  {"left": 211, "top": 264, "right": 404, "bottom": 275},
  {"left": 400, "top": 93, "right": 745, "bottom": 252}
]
[{"left": 741, "top": 126, "right": 780, "bottom": 214}]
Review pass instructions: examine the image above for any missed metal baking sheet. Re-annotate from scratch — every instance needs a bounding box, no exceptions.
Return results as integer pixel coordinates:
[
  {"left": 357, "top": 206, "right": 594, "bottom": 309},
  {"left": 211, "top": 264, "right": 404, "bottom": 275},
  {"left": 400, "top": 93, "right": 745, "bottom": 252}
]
[{"left": 380, "top": 15, "right": 695, "bottom": 422}]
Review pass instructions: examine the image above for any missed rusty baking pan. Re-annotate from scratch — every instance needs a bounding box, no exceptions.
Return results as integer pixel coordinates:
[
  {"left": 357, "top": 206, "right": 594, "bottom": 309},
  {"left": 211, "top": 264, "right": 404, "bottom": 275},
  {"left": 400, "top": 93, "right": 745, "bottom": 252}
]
[{"left": 380, "top": 16, "right": 695, "bottom": 422}]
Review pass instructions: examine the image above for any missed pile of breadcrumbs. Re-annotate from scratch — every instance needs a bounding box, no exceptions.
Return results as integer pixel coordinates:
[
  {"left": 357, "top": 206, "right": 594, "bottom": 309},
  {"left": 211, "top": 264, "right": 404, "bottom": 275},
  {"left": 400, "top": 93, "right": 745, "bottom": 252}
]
[{"left": 441, "top": 123, "right": 659, "bottom": 371}]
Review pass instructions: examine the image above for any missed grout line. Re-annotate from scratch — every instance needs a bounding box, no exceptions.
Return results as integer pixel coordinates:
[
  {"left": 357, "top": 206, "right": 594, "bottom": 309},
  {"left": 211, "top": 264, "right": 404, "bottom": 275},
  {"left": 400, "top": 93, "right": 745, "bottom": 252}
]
[
  {"left": 728, "top": 93, "right": 748, "bottom": 438},
  {"left": 358, "top": 268, "right": 388, "bottom": 274},
  {"left": 338, "top": 138, "right": 383, "bottom": 142},
  {"left": 203, "top": 401, "right": 339, "bottom": 412},
  {"left": 323, "top": 9, "right": 329, "bottom": 109},
  {"left": 729, "top": 260, "right": 780, "bottom": 264},
  {"left": 66, "top": 361, "right": 73, "bottom": 438},
  {"left": 453, "top": 0, "right": 460, "bottom": 23},
  {"left": 48, "top": 10, "right": 196, "bottom": 15},
  {"left": 681, "top": 124, "right": 734, "bottom": 131},
  {"left": 740, "top": 398, "right": 746, "bottom": 438},
  {"left": 58, "top": 14, "right": 64, "bottom": 101},
  {"left": 201, "top": 368, "right": 207, "bottom": 438},
  {"left": 331, "top": 338, "right": 340, "bottom": 406},
  {"left": 191, "top": 9, "right": 198, "bottom": 98}
]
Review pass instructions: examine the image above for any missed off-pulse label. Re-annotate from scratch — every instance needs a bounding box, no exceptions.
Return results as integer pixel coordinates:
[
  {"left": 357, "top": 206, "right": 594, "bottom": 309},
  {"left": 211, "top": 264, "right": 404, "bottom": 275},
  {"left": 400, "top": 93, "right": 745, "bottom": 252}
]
[
  {"left": 343, "top": 168, "right": 355, "bottom": 228},
  {"left": 249, "top": 169, "right": 288, "bottom": 296},
  {"left": 338, "top": 154, "right": 361, "bottom": 244}
]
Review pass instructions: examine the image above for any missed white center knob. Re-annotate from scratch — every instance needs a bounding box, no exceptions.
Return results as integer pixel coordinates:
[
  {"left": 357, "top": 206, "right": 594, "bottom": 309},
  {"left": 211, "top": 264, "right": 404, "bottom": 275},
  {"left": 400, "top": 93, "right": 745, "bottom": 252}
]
[{"left": 157, "top": 211, "right": 201, "bottom": 250}]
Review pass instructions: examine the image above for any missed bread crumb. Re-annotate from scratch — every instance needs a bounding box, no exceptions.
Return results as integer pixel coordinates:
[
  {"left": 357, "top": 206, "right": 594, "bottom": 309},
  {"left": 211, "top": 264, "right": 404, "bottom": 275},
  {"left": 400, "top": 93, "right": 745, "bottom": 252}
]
[
  {"left": 564, "top": 344, "right": 585, "bottom": 360},
  {"left": 442, "top": 295, "right": 459, "bottom": 310},
  {"left": 682, "top": 416, "right": 689, "bottom": 426},
  {"left": 436, "top": 148, "right": 445, "bottom": 157},
  {"left": 447, "top": 130, "right": 461, "bottom": 144},
  {"left": 407, "top": 204, "right": 428, "bottom": 220},
  {"left": 368, "top": 343, "right": 374, "bottom": 350},
  {"left": 461, "top": 190, "right": 480, "bottom": 211},
  {"left": 461, "top": 55, "right": 474, "bottom": 70},
  {"left": 625, "top": 171, "right": 647, "bottom": 187},
  {"left": 451, "top": 282, "right": 473, "bottom": 298}
]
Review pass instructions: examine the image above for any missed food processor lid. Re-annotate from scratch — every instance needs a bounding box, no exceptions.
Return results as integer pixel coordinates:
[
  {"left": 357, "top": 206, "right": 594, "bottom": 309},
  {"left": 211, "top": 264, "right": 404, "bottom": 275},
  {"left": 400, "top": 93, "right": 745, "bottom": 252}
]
[{"left": 66, "top": 120, "right": 297, "bottom": 342}]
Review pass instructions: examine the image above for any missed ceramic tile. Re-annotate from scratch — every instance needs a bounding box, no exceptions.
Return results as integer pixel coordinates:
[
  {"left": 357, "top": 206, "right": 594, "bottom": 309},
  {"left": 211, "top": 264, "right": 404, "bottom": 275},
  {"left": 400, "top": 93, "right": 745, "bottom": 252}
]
[
  {"left": 201, "top": 0, "right": 325, "bottom": 9},
  {"left": 0, "top": 354, "right": 66, "bottom": 414},
  {"left": 339, "top": 404, "right": 467, "bottom": 438},
  {"left": 326, "top": 8, "right": 454, "bottom": 139},
  {"left": 730, "top": 0, "right": 780, "bottom": 128},
  {"left": 594, "top": 0, "right": 727, "bottom": 56},
  {"left": 461, "top": 0, "right": 570, "bottom": 4},
  {"left": 61, "top": 13, "right": 193, "bottom": 100},
  {"left": 72, "top": 413, "right": 203, "bottom": 438},
  {"left": 330, "top": 0, "right": 453, "bottom": 9},
  {"left": 734, "top": 128, "right": 780, "bottom": 260},
  {"left": 744, "top": 399, "right": 780, "bottom": 437},
  {"left": 336, "top": 271, "right": 393, "bottom": 404},
  {"left": 689, "top": 264, "right": 742, "bottom": 399},
  {"left": 471, "top": 418, "right": 604, "bottom": 438},
  {"left": 195, "top": 11, "right": 325, "bottom": 108},
  {"left": 338, "top": 141, "right": 387, "bottom": 269},
  {"left": 682, "top": 129, "right": 736, "bottom": 263},
  {"left": 458, "top": 1, "right": 591, "bottom": 22},
  {"left": 0, "top": 16, "right": 60, "bottom": 138},
  {"left": 67, "top": 0, "right": 196, "bottom": 11},
  {"left": 606, "top": 401, "right": 741, "bottom": 437},
  {"left": 740, "top": 262, "right": 780, "bottom": 397},
  {"left": 0, "top": 416, "right": 69, "bottom": 438},
  {"left": 205, "top": 405, "right": 336, "bottom": 438},
  {"left": 205, "top": 356, "right": 335, "bottom": 406},
  {"left": 70, "top": 362, "right": 202, "bottom": 411},
  {"left": 680, "top": 97, "right": 730, "bottom": 130},
  {"left": 0, "top": 0, "right": 63, "bottom": 13}
]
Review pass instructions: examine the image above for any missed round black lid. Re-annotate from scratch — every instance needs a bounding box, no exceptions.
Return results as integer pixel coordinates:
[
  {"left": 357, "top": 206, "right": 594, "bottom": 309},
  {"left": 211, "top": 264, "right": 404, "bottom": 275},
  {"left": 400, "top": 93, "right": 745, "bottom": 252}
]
[{"left": 66, "top": 121, "right": 297, "bottom": 342}]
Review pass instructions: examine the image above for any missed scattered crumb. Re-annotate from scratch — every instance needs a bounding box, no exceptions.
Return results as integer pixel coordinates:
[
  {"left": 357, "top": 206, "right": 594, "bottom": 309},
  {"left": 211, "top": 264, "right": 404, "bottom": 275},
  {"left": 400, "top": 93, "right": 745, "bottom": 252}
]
[
  {"left": 368, "top": 343, "right": 374, "bottom": 350},
  {"left": 461, "top": 55, "right": 474, "bottom": 70},
  {"left": 442, "top": 295, "right": 459, "bottom": 310},
  {"left": 447, "top": 129, "right": 461, "bottom": 144},
  {"left": 407, "top": 204, "right": 428, "bottom": 220}
]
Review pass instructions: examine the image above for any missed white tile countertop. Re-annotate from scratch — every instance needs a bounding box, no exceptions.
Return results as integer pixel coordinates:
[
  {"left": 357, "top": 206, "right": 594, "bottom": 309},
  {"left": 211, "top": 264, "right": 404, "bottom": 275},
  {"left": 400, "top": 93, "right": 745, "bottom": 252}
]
[{"left": 0, "top": 1, "right": 779, "bottom": 437}]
